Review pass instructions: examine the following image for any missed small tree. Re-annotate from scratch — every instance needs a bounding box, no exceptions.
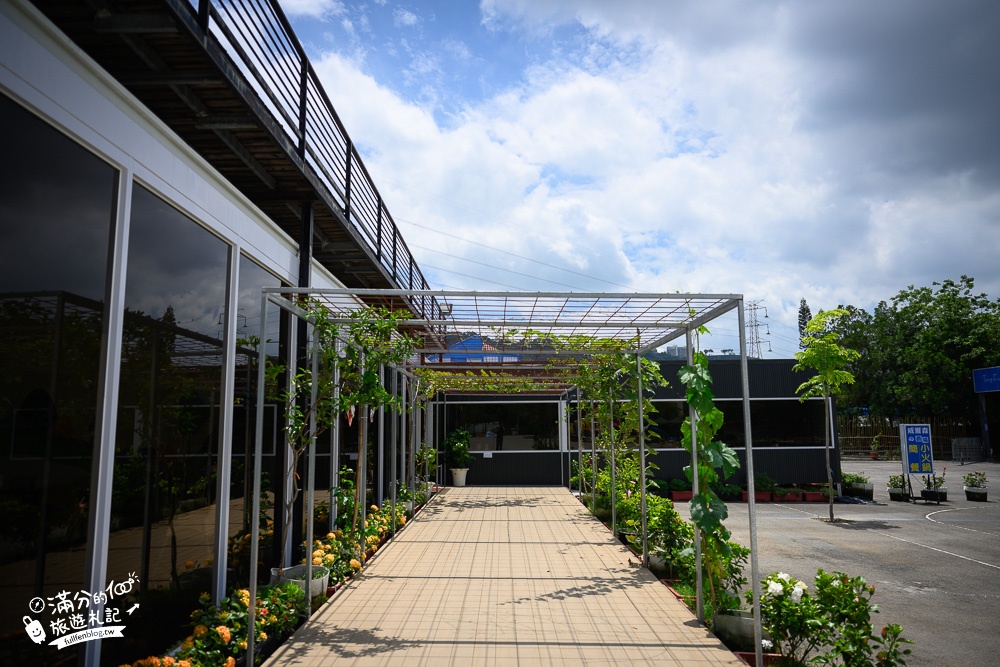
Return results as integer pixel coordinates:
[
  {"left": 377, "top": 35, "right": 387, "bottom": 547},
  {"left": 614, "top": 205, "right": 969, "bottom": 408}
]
[
  {"left": 797, "top": 298, "right": 812, "bottom": 350},
  {"left": 794, "top": 309, "right": 859, "bottom": 521}
]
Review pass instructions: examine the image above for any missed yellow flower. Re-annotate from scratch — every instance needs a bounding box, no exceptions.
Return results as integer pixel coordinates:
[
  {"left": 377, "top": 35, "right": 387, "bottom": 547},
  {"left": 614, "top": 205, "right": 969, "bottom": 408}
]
[
  {"left": 323, "top": 544, "right": 332, "bottom": 552},
  {"left": 193, "top": 625, "right": 208, "bottom": 638},
  {"left": 238, "top": 640, "right": 248, "bottom": 651},
  {"left": 312, "top": 557, "right": 323, "bottom": 566},
  {"left": 181, "top": 637, "right": 194, "bottom": 651},
  {"left": 371, "top": 544, "right": 378, "bottom": 552},
  {"left": 259, "top": 632, "right": 268, "bottom": 642},
  {"left": 313, "top": 549, "right": 324, "bottom": 558},
  {"left": 324, "top": 554, "right": 336, "bottom": 565},
  {"left": 326, "top": 532, "right": 335, "bottom": 540},
  {"left": 334, "top": 529, "right": 343, "bottom": 538},
  {"left": 198, "top": 592, "right": 210, "bottom": 605},
  {"left": 349, "top": 559, "right": 362, "bottom": 570},
  {"left": 371, "top": 504, "right": 379, "bottom": 511}
]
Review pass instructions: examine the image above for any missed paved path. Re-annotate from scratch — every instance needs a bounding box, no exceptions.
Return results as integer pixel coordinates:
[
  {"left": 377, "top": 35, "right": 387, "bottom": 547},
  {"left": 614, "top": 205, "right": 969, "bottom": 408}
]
[{"left": 265, "top": 486, "right": 742, "bottom": 666}]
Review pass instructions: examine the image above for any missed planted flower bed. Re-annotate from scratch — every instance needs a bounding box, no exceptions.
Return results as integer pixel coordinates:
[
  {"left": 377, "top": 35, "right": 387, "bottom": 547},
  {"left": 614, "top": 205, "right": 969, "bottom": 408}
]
[{"left": 122, "top": 498, "right": 421, "bottom": 667}]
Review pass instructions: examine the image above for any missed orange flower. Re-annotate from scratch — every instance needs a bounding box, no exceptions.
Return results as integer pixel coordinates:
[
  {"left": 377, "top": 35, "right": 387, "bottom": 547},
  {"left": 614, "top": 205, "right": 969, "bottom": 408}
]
[
  {"left": 162, "top": 658, "right": 175, "bottom": 667},
  {"left": 193, "top": 624, "right": 208, "bottom": 638},
  {"left": 215, "top": 625, "right": 232, "bottom": 643},
  {"left": 224, "top": 658, "right": 236, "bottom": 667}
]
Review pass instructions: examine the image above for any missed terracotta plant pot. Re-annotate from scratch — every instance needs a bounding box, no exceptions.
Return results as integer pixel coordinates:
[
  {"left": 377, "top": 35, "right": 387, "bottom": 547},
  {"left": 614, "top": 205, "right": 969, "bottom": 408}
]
[
  {"left": 802, "top": 491, "right": 827, "bottom": 502},
  {"left": 670, "top": 490, "right": 693, "bottom": 501},
  {"left": 741, "top": 491, "right": 772, "bottom": 502},
  {"left": 772, "top": 491, "right": 803, "bottom": 502}
]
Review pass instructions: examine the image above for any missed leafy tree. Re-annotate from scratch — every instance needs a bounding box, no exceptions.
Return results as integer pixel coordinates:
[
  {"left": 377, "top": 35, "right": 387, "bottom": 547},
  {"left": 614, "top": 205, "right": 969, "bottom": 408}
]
[
  {"left": 798, "top": 299, "right": 812, "bottom": 350},
  {"left": 833, "top": 276, "right": 1000, "bottom": 421},
  {"left": 794, "top": 309, "right": 859, "bottom": 521}
]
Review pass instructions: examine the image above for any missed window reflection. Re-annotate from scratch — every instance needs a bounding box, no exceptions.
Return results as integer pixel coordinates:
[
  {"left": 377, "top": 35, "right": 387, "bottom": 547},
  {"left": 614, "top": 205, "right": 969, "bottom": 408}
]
[
  {"left": 227, "top": 255, "right": 286, "bottom": 591},
  {"left": 0, "top": 93, "right": 115, "bottom": 665},
  {"left": 106, "top": 185, "right": 229, "bottom": 664}
]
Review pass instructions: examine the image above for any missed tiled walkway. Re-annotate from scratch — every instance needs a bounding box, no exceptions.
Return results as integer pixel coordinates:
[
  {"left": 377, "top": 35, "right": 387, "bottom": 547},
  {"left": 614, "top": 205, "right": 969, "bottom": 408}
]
[{"left": 264, "top": 487, "right": 743, "bottom": 666}]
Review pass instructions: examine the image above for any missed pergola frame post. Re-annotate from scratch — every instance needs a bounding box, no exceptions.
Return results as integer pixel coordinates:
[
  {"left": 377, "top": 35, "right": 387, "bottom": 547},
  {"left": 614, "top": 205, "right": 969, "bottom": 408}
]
[
  {"left": 739, "top": 300, "right": 764, "bottom": 667},
  {"left": 686, "top": 328, "right": 704, "bottom": 623}
]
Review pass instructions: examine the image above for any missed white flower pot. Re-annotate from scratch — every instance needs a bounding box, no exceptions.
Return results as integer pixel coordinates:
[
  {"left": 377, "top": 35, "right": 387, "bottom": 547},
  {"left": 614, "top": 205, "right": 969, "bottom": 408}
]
[
  {"left": 964, "top": 486, "right": 988, "bottom": 501},
  {"left": 451, "top": 468, "right": 469, "bottom": 487},
  {"left": 272, "top": 564, "right": 329, "bottom": 598}
]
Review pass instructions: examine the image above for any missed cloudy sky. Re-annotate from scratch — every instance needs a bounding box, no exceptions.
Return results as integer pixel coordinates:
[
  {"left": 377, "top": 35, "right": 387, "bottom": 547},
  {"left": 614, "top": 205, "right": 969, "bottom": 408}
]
[{"left": 281, "top": 0, "right": 1000, "bottom": 357}]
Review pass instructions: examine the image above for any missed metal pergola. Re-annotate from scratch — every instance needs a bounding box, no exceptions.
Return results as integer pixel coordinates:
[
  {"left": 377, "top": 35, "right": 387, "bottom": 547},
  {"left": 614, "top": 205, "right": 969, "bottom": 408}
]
[{"left": 248, "top": 288, "right": 766, "bottom": 666}]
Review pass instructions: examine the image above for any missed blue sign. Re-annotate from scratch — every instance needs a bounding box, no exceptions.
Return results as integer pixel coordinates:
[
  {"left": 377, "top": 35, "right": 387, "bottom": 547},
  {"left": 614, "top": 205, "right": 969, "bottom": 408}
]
[
  {"left": 973, "top": 366, "right": 1000, "bottom": 393},
  {"left": 901, "top": 424, "right": 933, "bottom": 475}
]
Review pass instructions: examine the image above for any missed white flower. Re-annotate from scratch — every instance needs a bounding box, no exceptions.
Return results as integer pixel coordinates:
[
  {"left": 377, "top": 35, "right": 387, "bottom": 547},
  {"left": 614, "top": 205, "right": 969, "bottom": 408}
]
[
  {"left": 832, "top": 580, "right": 841, "bottom": 587},
  {"left": 790, "top": 586, "right": 805, "bottom": 604},
  {"left": 796, "top": 581, "right": 808, "bottom": 591},
  {"left": 767, "top": 581, "right": 784, "bottom": 596},
  {"left": 762, "top": 639, "right": 774, "bottom": 651},
  {"left": 777, "top": 572, "right": 791, "bottom": 582}
]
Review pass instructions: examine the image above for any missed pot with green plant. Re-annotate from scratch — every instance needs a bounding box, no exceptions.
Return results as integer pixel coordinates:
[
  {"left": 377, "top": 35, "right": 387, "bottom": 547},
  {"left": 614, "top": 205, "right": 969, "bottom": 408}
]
[
  {"left": 742, "top": 472, "right": 775, "bottom": 502},
  {"left": 920, "top": 468, "right": 947, "bottom": 502},
  {"left": 444, "top": 428, "right": 473, "bottom": 486},
  {"left": 669, "top": 477, "right": 693, "bottom": 501},
  {"left": 963, "top": 471, "right": 987, "bottom": 501},
  {"left": 842, "top": 472, "right": 873, "bottom": 500},
  {"left": 772, "top": 486, "right": 803, "bottom": 502},
  {"left": 887, "top": 474, "right": 909, "bottom": 502}
]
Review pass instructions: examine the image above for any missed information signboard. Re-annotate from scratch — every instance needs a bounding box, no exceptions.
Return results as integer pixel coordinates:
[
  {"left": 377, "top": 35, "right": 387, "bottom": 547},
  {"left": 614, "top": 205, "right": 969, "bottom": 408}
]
[
  {"left": 972, "top": 366, "right": 1000, "bottom": 393},
  {"left": 900, "top": 423, "right": 933, "bottom": 475}
]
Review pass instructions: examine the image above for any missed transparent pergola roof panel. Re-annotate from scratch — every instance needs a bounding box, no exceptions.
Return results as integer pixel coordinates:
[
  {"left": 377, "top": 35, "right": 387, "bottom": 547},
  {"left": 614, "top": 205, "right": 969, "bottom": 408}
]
[{"left": 264, "top": 288, "right": 741, "bottom": 362}]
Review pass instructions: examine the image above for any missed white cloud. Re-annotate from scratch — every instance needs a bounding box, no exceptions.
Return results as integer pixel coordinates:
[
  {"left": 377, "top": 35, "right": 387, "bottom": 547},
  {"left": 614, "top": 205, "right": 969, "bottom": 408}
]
[
  {"left": 301, "top": 0, "right": 1000, "bottom": 356},
  {"left": 280, "top": 0, "right": 345, "bottom": 20},
  {"left": 393, "top": 8, "right": 420, "bottom": 28}
]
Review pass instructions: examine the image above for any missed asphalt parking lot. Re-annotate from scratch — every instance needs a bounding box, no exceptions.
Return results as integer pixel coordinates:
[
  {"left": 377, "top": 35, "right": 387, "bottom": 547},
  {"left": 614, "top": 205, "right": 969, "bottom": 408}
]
[{"left": 681, "top": 460, "right": 1000, "bottom": 667}]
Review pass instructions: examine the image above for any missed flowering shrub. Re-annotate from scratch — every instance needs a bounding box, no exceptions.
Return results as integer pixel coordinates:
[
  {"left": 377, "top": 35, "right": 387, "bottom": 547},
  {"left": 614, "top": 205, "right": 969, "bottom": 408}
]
[
  {"left": 887, "top": 475, "right": 906, "bottom": 490},
  {"left": 123, "top": 584, "right": 304, "bottom": 667},
  {"left": 753, "top": 570, "right": 912, "bottom": 667},
  {"left": 922, "top": 467, "right": 946, "bottom": 489},
  {"left": 962, "top": 471, "right": 987, "bottom": 488}
]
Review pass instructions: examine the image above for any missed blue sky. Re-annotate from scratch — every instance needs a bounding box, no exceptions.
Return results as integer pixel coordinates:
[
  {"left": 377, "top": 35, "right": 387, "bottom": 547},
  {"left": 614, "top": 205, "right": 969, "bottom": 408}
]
[{"left": 280, "top": 0, "right": 1000, "bottom": 357}]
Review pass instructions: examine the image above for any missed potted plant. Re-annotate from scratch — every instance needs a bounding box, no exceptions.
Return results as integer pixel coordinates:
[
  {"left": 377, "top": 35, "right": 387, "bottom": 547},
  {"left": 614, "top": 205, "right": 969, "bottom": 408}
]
[
  {"left": 742, "top": 472, "right": 775, "bottom": 502},
  {"left": 869, "top": 435, "right": 882, "bottom": 460},
  {"left": 963, "top": 471, "right": 988, "bottom": 501},
  {"left": 444, "top": 428, "right": 473, "bottom": 486},
  {"left": 920, "top": 467, "right": 947, "bottom": 502},
  {"left": 887, "top": 474, "right": 909, "bottom": 502},
  {"left": 772, "top": 486, "right": 803, "bottom": 502},
  {"left": 802, "top": 485, "right": 828, "bottom": 502},
  {"left": 669, "top": 477, "right": 693, "bottom": 501},
  {"left": 841, "top": 472, "right": 873, "bottom": 501}
]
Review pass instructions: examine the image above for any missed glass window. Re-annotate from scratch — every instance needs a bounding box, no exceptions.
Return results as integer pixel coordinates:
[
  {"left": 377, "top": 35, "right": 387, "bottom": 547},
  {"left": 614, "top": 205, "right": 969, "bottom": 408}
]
[
  {"left": 0, "top": 93, "right": 116, "bottom": 665},
  {"left": 444, "top": 401, "right": 560, "bottom": 451},
  {"left": 227, "top": 255, "right": 286, "bottom": 591},
  {"left": 106, "top": 184, "right": 230, "bottom": 665}
]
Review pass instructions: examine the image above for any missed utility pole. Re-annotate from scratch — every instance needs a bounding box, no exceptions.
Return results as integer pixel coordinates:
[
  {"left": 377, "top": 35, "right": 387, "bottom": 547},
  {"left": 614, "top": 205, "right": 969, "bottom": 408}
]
[{"left": 745, "top": 301, "right": 771, "bottom": 358}]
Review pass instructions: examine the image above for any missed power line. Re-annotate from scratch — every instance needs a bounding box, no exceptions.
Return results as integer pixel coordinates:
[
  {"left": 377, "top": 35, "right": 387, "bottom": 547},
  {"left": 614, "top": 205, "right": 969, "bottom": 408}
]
[{"left": 397, "top": 217, "right": 635, "bottom": 290}]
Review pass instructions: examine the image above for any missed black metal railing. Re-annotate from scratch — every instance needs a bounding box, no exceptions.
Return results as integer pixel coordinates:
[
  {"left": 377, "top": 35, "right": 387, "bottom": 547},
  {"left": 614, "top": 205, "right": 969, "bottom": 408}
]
[{"left": 177, "top": 0, "right": 438, "bottom": 319}]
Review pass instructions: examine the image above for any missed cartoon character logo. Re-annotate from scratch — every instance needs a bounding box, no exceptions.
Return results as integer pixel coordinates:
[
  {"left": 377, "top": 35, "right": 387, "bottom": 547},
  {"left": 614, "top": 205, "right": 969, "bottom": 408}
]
[{"left": 23, "top": 616, "right": 46, "bottom": 644}]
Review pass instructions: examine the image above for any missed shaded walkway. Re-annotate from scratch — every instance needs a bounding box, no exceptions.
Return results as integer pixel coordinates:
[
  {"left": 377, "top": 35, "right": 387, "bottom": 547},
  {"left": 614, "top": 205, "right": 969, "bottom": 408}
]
[{"left": 265, "top": 487, "right": 742, "bottom": 666}]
